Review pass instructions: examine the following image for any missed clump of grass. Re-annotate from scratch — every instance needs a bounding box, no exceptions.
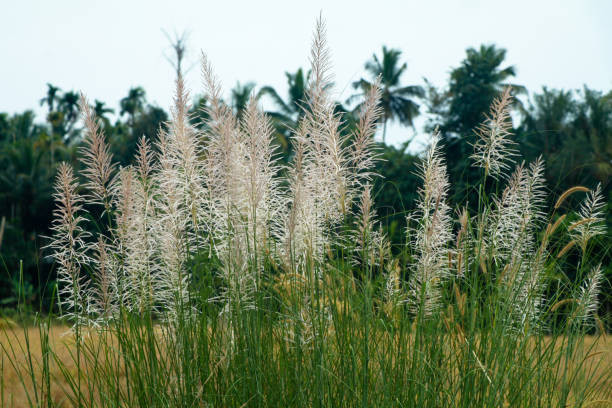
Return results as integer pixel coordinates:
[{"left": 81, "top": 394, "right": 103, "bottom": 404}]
[{"left": 2, "top": 16, "right": 610, "bottom": 408}]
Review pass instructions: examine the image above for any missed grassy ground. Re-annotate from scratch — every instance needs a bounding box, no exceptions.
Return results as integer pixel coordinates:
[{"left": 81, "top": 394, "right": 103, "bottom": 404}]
[
  {"left": 1, "top": 321, "right": 610, "bottom": 407},
  {"left": 1, "top": 323, "right": 87, "bottom": 408}
]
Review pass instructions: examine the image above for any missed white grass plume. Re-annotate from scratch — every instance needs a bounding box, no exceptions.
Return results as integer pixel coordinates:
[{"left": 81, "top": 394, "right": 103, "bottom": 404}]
[
  {"left": 470, "top": 87, "right": 517, "bottom": 179},
  {"left": 201, "top": 56, "right": 287, "bottom": 312},
  {"left": 284, "top": 17, "right": 382, "bottom": 268},
  {"left": 570, "top": 183, "right": 606, "bottom": 252},
  {"left": 78, "top": 94, "right": 117, "bottom": 211},
  {"left": 576, "top": 264, "right": 603, "bottom": 327},
  {"left": 406, "top": 132, "right": 453, "bottom": 317},
  {"left": 200, "top": 55, "right": 252, "bottom": 311},
  {"left": 127, "top": 136, "right": 158, "bottom": 313},
  {"left": 349, "top": 77, "right": 383, "bottom": 184},
  {"left": 486, "top": 159, "right": 547, "bottom": 265},
  {"left": 151, "top": 76, "right": 205, "bottom": 318},
  {"left": 48, "top": 163, "right": 92, "bottom": 327},
  {"left": 487, "top": 158, "right": 548, "bottom": 330},
  {"left": 239, "top": 96, "right": 286, "bottom": 254},
  {"left": 110, "top": 165, "right": 158, "bottom": 314},
  {"left": 88, "top": 236, "right": 120, "bottom": 325},
  {"left": 200, "top": 54, "right": 241, "bottom": 242},
  {"left": 353, "top": 183, "right": 389, "bottom": 270}
]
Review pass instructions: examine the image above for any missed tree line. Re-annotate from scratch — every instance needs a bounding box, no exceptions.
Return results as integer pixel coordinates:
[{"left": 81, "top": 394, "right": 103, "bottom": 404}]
[{"left": 0, "top": 43, "right": 610, "bottom": 319}]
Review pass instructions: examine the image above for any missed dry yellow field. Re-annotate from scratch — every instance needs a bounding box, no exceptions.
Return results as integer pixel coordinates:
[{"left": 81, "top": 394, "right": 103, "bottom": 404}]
[
  {"left": 1, "top": 323, "right": 611, "bottom": 407},
  {"left": 1, "top": 324, "right": 92, "bottom": 407}
]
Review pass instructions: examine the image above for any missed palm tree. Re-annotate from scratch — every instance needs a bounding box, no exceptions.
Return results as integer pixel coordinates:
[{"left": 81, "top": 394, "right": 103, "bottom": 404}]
[
  {"left": 59, "top": 91, "right": 80, "bottom": 137},
  {"left": 258, "top": 68, "right": 310, "bottom": 160},
  {"left": 120, "top": 87, "right": 146, "bottom": 127},
  {"left": 432, "top": 44, "right": 524, "bottom": 205},
  {"left": 520, "top": 87, "right": 574, "bottom": 157},
  {"left": 445, "top": 44, "right": 525, "bottom": 135},
  {"left": 350, "top": 46, "right": 424, "bottom": 143},
  {"left": 39, "top": 84, "right": 63, "bottom": 160},
  {"left": 572, "top": 87, "right": 612, "bottom": 184},
  {"left": 231, "top": 81, "right": 256, "bottom": 120},
  {"left": 258, "top": 68, "right": 309, "bottom": 128},
  {"left": 93, "top": 100, "right": 114, "bottom": 127},
  {"left": 9, "top": 111, "right": 40, "bottom": 142},
  {"left": 39, "top": 83, "right": 61, "bottom": 113}
]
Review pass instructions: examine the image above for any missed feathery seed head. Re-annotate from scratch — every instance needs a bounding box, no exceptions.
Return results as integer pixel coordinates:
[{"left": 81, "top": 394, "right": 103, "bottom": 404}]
[
  {"left": 354, "top": 183, "right": 389, "bottom": 269},
  {"left": 571, "top": 183, "right": 606, "bottom": 252},
  {"left": 89, "top": 236, "right": 120, "bottom": 325},
  {"left": 470, "top": 87, "right": 517, "bottom": 179},
  {"left": 49, "top": 162, "right": 92, "bottom": 327},
  {"left": 136, "top": 135, "right": 154, "bottom": 184},
  {"left": 350, "top": 77, "right": 383, "bottom": 187},
  {"left": 487, "top": 158, "right": 548, "bottom": 331},
  {"left": 407, "top": 132, "right": 453, "bottom": 317},
  {"left": 576, "top": 264, "right": 604, "bottom": 326},
  {"left": 78, "top": 94, "right": 117, "bottom": 211}
]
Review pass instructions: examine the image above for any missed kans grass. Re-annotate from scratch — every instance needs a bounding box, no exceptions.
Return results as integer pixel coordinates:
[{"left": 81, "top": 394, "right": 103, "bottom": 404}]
[{"left": 2, "top": 18, "right": 611, "bottom": 407}]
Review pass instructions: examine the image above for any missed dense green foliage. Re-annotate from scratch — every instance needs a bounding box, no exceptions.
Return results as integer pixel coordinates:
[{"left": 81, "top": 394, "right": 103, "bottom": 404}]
[{"left": 0, "top": 43, "right": 610, "bottom": 325}]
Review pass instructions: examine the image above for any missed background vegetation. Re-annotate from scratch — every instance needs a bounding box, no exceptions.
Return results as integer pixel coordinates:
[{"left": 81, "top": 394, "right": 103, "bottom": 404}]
[{"left": 0, "top": 40, "right": 610, "bottom": 326}]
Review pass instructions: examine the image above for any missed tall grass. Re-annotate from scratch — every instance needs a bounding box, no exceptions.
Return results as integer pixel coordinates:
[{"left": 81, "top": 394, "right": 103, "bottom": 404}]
[{"left": 2, "top": 17, "right": 610, "bottom": 407}]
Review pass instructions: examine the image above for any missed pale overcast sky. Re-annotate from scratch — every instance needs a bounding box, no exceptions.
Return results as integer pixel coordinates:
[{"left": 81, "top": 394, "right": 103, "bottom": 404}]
[{"left": 1, "top": 0, "right": 611, "bottom": 148}]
